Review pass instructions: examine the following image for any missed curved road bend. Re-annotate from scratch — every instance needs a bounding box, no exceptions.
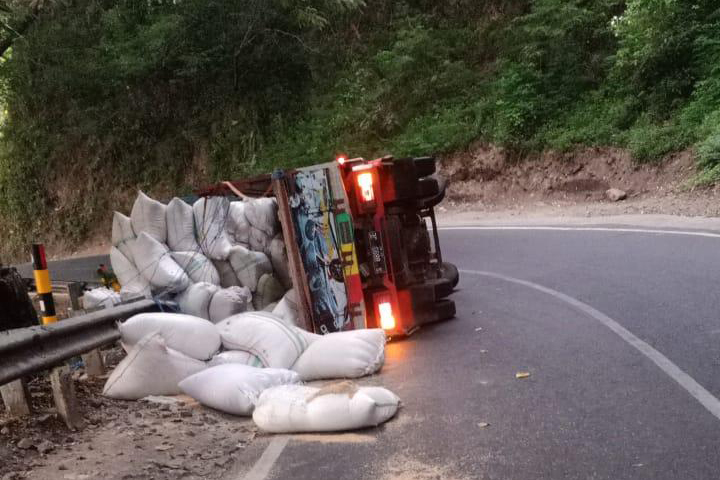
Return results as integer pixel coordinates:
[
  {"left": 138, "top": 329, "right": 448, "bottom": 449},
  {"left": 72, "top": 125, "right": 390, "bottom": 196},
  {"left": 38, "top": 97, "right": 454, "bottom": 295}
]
[{"left": 229, "top": 225, "right": 720, "bottom": 480}]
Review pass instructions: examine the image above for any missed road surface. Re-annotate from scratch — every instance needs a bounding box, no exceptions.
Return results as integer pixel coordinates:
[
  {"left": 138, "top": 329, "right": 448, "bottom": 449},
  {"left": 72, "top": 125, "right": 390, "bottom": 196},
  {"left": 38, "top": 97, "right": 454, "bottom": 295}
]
[{"left": 229, "top": 224, "right": 720, "bottom": 480}]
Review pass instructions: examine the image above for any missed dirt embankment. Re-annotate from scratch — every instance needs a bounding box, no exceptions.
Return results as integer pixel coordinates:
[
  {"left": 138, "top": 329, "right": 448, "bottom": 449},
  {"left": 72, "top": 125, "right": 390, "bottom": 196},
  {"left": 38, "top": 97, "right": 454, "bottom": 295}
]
[{"left": 440, "top": 144, "right": 720, "bottom": 218}]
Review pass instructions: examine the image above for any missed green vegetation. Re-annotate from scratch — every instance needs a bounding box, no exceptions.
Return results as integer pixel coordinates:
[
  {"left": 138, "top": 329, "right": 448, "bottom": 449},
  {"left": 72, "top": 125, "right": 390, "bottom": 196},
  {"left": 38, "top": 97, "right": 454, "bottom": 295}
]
[{"left": 1, "top": 0, "right": 720, "bottom": 256}]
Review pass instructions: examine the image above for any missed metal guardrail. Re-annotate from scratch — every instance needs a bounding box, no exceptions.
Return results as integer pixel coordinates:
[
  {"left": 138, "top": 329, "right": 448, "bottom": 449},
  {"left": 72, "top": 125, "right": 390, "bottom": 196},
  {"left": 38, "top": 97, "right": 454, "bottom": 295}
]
[{"left": 0, "top": 299, "right": 160, "bottom": 385}]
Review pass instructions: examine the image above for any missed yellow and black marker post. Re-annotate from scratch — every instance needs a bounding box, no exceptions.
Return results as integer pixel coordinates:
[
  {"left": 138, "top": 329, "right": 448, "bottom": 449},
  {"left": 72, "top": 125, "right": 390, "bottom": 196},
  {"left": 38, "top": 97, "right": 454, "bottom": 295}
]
[{"left": 31, "top": 243, "right": 57, "bottom": 325}]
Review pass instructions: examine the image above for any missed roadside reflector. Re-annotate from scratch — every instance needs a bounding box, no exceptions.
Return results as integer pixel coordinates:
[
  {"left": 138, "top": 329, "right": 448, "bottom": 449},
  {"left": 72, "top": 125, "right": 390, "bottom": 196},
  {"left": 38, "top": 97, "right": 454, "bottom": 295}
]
[
  {"left": 378, "top": 301, "right": 396, "bottom": 330},
  {"left": 357, "top": 172, "right": 374, "bottom": 202}
]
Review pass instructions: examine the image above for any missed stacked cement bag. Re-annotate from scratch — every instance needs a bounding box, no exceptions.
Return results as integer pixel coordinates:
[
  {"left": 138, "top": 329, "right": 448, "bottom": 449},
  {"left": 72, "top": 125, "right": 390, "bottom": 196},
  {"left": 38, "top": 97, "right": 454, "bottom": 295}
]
[{"left": 111, "top": 191, "right": 291, "bottom": 324}]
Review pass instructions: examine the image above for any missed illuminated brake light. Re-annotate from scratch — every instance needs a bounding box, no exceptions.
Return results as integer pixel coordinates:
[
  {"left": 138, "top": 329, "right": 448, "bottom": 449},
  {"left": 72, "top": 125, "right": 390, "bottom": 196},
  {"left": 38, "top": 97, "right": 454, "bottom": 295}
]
[
  {"left": 357, "top": 172, "right": 374, "bottom": 202},
  {"left": 378, "top": 301, "right": 396, "bottom": 331}
]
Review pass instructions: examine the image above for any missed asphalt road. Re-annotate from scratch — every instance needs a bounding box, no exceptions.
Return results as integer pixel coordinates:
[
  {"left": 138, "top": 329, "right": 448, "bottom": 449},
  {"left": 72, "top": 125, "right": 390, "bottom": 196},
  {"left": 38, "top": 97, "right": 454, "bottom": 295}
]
[
  {"left": 230, "top": 225, "right": 720, "bottom": 480},
  {"left": 14, "top": 254, "right": 108, "bottom": 284}
]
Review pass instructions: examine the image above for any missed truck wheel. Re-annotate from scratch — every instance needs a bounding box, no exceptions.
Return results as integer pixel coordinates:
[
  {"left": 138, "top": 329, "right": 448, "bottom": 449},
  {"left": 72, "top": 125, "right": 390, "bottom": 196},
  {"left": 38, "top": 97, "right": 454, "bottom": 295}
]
[
  {"left": 433, "top": 299, "right": 456, "bottom": 322},
  {"left": 428, "top": 277, "right": 453, "bottom": 299},
  {"left": 439, "top": 261, "right": 459, "bottom": 288}
]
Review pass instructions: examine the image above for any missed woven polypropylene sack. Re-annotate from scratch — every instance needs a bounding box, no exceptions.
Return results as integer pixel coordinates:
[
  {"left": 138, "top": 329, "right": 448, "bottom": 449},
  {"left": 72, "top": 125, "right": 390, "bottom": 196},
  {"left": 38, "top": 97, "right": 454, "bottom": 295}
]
[
  {"left": 83, "top": 287, "right": 121, "bottom": 310},
  {"left": 193, "top": 196, "right": 233, "bottom": 260},
  {"left": 112, "top": 212, "right": 136, "bottom": 263},
  {"left": 249, "top": 227, "right": 272, "bottom": 255},
  {"left": 120, "top": 312, "right": 221, "bottom": 360},
  {"left": 212, "top": 259, "right": 241, "bottom": 288},
  {"left": 208, "top": 350, "right": 264, "bottom": 368},
  {"left": 103, "top": 333, "right": 206, "bottom": 400},
  {"left": 131, "top": 233, "right": 190, "bottom": 293},
  {"left": 292, "top": 329, "right": 386, "bottom": 381},
  {"left": 228, "top": 245, "right": 272, "bottom": 292},
  {"left": 110, "top": 246, "right": 151, "bottom": 297},
  {"left": 216, "top": 312, "right": 308, "bottom": 368},
  {"left": 253, "top": 274, "right": 284, "bottom": 311},
  {"left": 179, "top": 364, "right": 299, "bottom": 416},
  {"left": 176, "top": 282, "right": 219, "bottom": 320},
  {"left": 208, "top": 286, "right": 252, "bottom": 323},
  {"left": 171, "top": 251, "right": 220, "bottom": 285},
  {"left": 166, "top": 198, "right": 201, "bottom": 252},
  {"left": 227, "top": 201, "right": 250, "bottom": 247},
  {"left": 130, "top": 191, "right": 167, "bottom": 244},
  {"left": 252, "top": 383, "right": 400, "bottom": 433},
  {"left": 271, "top": 289, "right": 298, "bottom": 326},
  {"left": 245, "top": 198, "right": 279, "bottom": 236},
  {"left": 268, "top": 235, "right": 291, "bottom": 290}
]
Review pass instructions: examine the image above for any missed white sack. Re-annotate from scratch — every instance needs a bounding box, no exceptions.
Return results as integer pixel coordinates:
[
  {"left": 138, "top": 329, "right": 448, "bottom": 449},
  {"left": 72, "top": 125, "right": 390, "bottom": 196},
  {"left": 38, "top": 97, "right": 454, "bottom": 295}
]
[
  {"left": 131, "top": 233, "right": 190, "bottom": 293},
  {"left": 228, "top": 245, "right": 272, "bottom": 292},
  {"left": 178, "top": 364, "right": 300, "bottom": 416},
  {"left": 253, "top": 274, "right": 285, "bottom": 310},
  {"left": 130, "top": 191, "right": 167, "bottom": 243},
  {"left": 176, "top": 282, "right": 219, "bottom": 320},
  {"left": 83, "top": 287, "right": 121, "bottom": 310},
  {"left": 110, "top": 247, "right": 151, "bottom": 297},
  {"left": 252, "top": 383, "right": 400, "bottom": 433},
  {"left": 269, "top": 235, "right": 291, "bottom": 289},
  {"left": 245, "top": 198, "right": 278, "bottom": 236},
  {"left": 209, "top": 286, "right": 252, "bottom": 323},
  {"left": 272, "top": 289, "right": 298, "bottom": 326},
  {"left": 227, "top": 201, "right": 250, "bottom": 246},
  {"left": 120, "top": 312, "right": 221, "bottom": 360},
  {"left": 249, "top": 227, "right": 272, "bottom": 255},
  {"left": 111, "top": 212, "right": 136, "bottom": 263},
  {"left": 193, "top": 196, "right": 233, "bottom": 260},
  {"left": 103, "top": 333, "right": 206, "bottom": 400},
  {"left": 292, "top": 329, "right": 386, "bottom": 381},
  {"left": 216, "top": 312, "right": 308, "bottom": 369},
  {"left": 171, "top": 251, "right": 220, "bottom": 285},
  {"left": 166, "top": 198, "right": 200, "bottom": 252},
  {"left": 208, "top": 350, "right": 264, "bottom": 368},
  {"left": 212, "top": 259, "right": 241, "bottom": 288}
]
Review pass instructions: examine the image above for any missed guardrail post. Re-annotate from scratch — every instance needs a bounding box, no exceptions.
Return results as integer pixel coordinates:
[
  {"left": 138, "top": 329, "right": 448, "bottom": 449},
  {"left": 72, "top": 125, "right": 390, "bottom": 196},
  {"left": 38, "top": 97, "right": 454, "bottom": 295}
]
[
  {"left": 31, "top": 243, "right": 57, "bottom": 324},
  {"left": 50, "top": 366, "right": 82, "bottom": 430},
  {"left": 81, "top": 350, "right": 105, "bottom": 377},
  {"left": 0, "top": 379, "right": 32, "bottom": 416}
]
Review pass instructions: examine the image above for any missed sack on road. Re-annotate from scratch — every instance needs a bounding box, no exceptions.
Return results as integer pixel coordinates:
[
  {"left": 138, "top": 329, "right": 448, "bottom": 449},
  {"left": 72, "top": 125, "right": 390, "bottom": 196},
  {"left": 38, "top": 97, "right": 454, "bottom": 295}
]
[
  {"left": 252, "top": 383, "right": 400, "bottom": 433},
  {"left": 166, "top": 198, "right": 201, "bottom": 252},
  {"left": 208, "top": 350, "right": 264, "bottom": 368},
  {"left": 103, "top": 333, "right": 206, "bottom": 400},
  {"left": 171, "top": 251, "right": 220, "bottom": 285},
  {"left": 130, "top": 191, "right": 167, "bottom": 244},
  {"left": 131, "top": 233, "right": 190, "bottom": 293},
  {"left": 179, "top": 364, "right": 299, "bottom": 416},
  {"left": 208, "top": 286, "right": 252, "bottom": 323},
  {"left": 120, "top": 312, "right": 221, "bottom": 360},
  {"left": 193, "top": 196, "right": 233, "bottom": 260},
  {"left": 176, "top": 282, "right": 219, "bottom": 320},
  {"left": 228, "top": 246, "right": 272, "bottom": 292},
  {"left": 112, "top": 212, "right": 136, "bottom": 263},
  {"left": 292, "top": 329, "right": 386, "bottom": 381},
  {"left": 216, "top": 312, "right": 308, "bottom": 369},
  {"left": 110, "top": 247, "right": 151, "bottom": 297}
]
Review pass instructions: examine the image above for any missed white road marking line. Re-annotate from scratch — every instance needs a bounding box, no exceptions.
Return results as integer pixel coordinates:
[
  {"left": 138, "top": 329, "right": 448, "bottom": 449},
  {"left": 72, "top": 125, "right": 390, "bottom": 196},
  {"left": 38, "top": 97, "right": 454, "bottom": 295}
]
[
  {"left": 242, "top": 436, "right": 289, "bottom": 480},
  {"left": 439, "top": 226, "right": 720, "bottom": 239},
  {"left": 461, "top": 269, "right": 720, "bottom": 422}
]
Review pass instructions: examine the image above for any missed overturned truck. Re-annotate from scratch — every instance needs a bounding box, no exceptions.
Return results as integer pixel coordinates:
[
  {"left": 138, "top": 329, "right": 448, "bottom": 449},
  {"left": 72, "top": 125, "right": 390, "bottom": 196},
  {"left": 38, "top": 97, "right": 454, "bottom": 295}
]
[{"left": 110, "top": 155, "right": 457, "bottom": 337}]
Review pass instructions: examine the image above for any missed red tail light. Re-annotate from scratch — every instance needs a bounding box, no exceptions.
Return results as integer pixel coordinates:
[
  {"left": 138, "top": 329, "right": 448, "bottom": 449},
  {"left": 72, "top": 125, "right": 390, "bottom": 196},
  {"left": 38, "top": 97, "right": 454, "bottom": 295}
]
[
  {"left": 357, "top": 172, "right": 374, "bottom": 202},
  {"left": 378, "top": 301, "right": 396, "bottom": 331}
]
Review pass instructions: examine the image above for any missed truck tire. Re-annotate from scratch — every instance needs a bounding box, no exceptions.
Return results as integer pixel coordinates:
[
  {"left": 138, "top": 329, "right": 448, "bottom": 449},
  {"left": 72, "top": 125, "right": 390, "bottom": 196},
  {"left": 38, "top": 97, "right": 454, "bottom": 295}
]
[
  {"left": 439, "top": 261, "right": 459, "bottom": 288},
  {"left": 433, "top": 299, "right": 456, "bottom": 322},
  {"left": 428, "top": 277, "right": 453, "bottom": 299},
  {"left": 413, "top": 157, "right": 436, "bottom": 178}
]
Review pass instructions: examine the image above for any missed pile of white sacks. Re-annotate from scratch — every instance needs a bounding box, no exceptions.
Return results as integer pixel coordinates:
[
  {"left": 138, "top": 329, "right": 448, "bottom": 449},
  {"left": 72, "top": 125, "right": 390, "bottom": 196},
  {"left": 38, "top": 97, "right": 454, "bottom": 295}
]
[
  {"left": 102, "top": 312, "right": 400, "bottom": 433},
  {"left": 107, "top": 191, "right": 296, "bottom": 323}
]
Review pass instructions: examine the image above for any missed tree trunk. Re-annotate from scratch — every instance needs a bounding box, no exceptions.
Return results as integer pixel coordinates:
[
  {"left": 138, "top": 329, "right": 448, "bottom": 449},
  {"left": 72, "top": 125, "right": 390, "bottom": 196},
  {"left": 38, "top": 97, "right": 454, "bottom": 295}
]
[{"left": 0, "top": 266, "right": 38, "bottom": 331}]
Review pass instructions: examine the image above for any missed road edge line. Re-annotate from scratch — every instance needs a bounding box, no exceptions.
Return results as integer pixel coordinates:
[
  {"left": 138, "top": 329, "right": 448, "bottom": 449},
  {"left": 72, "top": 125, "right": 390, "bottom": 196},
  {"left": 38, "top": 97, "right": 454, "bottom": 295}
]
[
  {"left": 439, "top": 226, "right": 720, "bottom": 238},
  {"left": 462, "top": 269, "right": 720, "bottom": 422},
  {"left": 241, "top": 435, "right": 289, "bottom": 480}
]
